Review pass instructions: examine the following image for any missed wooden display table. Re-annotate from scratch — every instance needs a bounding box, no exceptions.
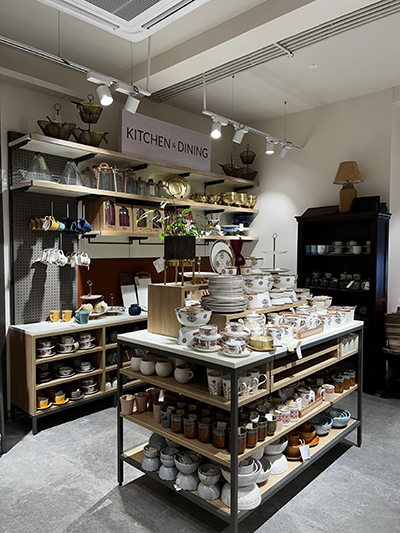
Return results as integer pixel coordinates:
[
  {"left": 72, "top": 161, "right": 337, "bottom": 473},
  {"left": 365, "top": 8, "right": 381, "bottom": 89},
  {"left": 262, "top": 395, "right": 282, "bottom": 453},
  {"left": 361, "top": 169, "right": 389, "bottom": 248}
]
[{"left": 116, "top": 321, "right": 363, "bottom": 533}]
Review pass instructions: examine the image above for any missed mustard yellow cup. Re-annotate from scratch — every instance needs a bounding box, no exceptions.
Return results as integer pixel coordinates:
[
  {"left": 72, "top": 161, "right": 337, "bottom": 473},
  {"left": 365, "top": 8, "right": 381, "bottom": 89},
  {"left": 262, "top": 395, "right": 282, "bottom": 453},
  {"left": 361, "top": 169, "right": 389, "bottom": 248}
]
[
  {"left": 49, "top": 310, "right": 60, "bottom": 322},
  {"left": 62, "top": 310, "right": 72, "bottom": 322}
]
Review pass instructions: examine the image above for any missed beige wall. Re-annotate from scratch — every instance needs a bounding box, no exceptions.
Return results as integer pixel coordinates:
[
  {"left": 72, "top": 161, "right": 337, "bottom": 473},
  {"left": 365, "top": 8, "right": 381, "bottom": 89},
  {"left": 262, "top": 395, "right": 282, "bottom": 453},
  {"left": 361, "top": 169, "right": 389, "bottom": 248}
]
[{"left": 241, "top": 89, "right": 393, "bottom": 281}]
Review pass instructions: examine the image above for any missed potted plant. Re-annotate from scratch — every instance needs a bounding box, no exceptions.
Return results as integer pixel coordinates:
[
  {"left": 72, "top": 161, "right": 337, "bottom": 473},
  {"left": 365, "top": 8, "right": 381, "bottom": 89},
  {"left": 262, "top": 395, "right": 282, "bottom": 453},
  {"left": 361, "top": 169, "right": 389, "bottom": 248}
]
[{"left": 136, "top": 198, "right": 206, "bottom": 260}]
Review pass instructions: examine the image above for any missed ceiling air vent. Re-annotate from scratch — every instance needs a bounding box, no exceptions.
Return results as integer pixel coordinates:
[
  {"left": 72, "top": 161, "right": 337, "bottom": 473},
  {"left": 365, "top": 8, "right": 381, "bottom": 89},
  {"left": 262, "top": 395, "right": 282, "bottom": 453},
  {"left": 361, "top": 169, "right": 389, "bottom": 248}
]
[{"left": 35, "top": 0, "right": 210, "bottom": 41}]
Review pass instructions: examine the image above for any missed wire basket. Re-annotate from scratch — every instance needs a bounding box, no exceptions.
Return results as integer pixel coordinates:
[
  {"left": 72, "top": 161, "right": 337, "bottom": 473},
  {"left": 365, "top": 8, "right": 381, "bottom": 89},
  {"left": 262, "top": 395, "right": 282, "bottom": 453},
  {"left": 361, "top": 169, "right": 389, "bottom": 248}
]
[
  {"left": 240, "top": 145, "right": 256, "bottom": 165},
  {"left": 37, "top": 120, "right": 76, "bottom": 140},
  {"left": 74, "top": 94, "right": 103, "bottom": 124}
]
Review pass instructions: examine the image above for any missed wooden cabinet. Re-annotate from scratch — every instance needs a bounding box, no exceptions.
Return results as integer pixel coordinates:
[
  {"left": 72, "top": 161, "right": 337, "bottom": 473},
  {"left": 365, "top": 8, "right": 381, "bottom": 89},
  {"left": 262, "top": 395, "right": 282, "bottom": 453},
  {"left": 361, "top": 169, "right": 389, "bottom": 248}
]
[
  {"left": 10, "top": 314, "right": 147, "bottom": 434},
  {"left": 296, "top": 211, "right": 390, "bottom": 393},
  {"left": 116, "top": 323, "right": 363, "bottom": 533}
]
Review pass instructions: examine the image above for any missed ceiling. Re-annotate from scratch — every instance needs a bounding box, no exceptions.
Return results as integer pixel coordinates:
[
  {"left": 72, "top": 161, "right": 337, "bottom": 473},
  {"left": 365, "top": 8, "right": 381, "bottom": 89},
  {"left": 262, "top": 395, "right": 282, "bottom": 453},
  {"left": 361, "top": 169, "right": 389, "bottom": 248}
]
[{"left": 1, "top": 0, "right": 400, "bottom": 124}]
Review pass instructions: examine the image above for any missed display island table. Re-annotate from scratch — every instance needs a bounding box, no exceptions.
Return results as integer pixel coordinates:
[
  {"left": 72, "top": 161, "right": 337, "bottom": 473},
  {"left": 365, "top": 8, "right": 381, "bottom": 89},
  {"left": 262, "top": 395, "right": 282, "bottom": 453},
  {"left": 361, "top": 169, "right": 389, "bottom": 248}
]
[{"left": 117, "top": 322, "right": 363, "bottom": 533}]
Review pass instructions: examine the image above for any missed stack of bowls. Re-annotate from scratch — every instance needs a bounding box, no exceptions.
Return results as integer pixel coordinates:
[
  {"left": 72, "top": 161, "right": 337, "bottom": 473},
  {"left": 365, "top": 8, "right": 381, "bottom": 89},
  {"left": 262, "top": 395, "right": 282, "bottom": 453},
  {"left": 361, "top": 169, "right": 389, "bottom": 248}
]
[
  {"left": 323, "top": 407, "right": 351, "bottom": 427},
  {"left": 159, "top": 446, "right": 179, "bottom": 481},
  {"left": 197, "top": 464, "right": 221, "bottom": 501},
  {"left": 221, "top": 459, "right": 262, "bottom": 510},
  {"left": 264, "top": 435, "right": 289, "bottom": 474}
]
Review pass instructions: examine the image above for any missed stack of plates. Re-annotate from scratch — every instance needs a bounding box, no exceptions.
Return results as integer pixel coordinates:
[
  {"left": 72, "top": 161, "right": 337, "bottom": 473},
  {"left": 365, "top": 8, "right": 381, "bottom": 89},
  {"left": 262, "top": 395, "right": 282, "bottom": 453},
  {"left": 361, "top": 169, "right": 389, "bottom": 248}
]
[{"left": 202, "top": 276, "right": 247, "bottom": 313}]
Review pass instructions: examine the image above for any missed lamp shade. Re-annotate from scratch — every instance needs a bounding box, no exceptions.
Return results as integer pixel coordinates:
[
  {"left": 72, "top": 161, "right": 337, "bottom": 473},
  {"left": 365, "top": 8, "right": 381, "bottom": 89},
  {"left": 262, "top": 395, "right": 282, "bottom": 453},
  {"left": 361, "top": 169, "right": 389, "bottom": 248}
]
[{"left": 334, "top": 161, "right": 363, "bottom": 185}]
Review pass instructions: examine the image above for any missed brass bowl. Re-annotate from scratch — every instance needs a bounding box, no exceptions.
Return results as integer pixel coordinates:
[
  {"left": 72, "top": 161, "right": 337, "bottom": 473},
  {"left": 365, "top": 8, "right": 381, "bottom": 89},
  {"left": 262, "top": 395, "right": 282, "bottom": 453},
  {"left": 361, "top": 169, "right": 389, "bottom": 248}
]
[
  {"left": 219, "top": 193, "right": 237, "bottom": 206},
  {"left": 190, "top": 193, "right": 207, "bottom": 203},
  {"left": 235, "top": 193, "right": 248, "bottom": 207},
  {"left": 246, "top": 195, "right": 257, "bottom": 208},
  {"left": 207, "top": 194, "right": 220, "bottom": 204}
]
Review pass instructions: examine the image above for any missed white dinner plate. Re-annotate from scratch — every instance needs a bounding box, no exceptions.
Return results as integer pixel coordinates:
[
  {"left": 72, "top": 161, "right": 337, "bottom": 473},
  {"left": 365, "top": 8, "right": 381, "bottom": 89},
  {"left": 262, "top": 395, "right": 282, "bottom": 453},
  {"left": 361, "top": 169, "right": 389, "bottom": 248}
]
[{"left": 210, "top": 241, "right": 235, "bottom": 274}]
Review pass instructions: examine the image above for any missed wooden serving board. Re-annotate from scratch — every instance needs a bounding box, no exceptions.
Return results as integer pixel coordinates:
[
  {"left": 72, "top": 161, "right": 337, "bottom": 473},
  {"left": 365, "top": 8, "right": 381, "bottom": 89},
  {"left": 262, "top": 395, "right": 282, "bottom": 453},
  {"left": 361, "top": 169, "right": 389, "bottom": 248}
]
[
  {"left": 299, "top": 396, "right": 323, "bottom": 417},
  {"left": 295, "top": 325, "right": 324, "bottom": 340}
]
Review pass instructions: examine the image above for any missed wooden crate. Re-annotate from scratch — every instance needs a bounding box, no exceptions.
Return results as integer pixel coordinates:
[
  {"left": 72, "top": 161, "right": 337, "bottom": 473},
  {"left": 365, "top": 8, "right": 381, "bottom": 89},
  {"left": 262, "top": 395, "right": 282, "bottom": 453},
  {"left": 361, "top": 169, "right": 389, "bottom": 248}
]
[
  {"left": 116, "top": 203, "right": 133, "bottom": 232},
  {"left": 84, "top": 197, "right": 117, "bottom": 232},
  {"left": 148, "top": 283, "right": 208, "bottom": 337},
  {"left": 132, "top": 206, "right": 164, "bottom": 234}
]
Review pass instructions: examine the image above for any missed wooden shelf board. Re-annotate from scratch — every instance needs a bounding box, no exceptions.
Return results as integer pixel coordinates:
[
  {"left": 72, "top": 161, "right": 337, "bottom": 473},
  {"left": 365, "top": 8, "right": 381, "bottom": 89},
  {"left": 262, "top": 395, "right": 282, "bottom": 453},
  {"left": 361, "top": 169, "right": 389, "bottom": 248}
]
[
  {"left": 35, "top": 388, "right": 113, "bottom": 414},
  {"left": 82, "top": 230, "right": 258, "bottom": 241},
  {"left": 340, "top": 349, "right": 358, "bottom": 360},
  {"left": 105, "top": 342, "right": 118, "bottom": 350},
  {"left": 121, "top": 386, "right": 357, "bottom": 467},
  {"left": 9, "top": 134, "right": 259, "bottom": 190},
  {"left": 35, "top": 345, "right": 103, "bottom": 364},
  {"left": 270, "top": 356, "right": 340, "bottom": 392},
  {"left": 106, "top": 361, "right": 131, "bottom": 371},
  {"left": 257, "top": 419, "right": 358, "bottom": 499},
  {"left": 120, "top": 368, "right": 268, "bottom": 411},
  {"left": 123, "top": 417, "right": 358, "bottom": 516},
  {"left": 108, "top": 380, "right": 141, "bottom": 392},
  {"left": 36, "top": 368, "right": 103, "bottom": 390},
  {"left": 271, "top": 344, "right": 340, "bottom": 375}
]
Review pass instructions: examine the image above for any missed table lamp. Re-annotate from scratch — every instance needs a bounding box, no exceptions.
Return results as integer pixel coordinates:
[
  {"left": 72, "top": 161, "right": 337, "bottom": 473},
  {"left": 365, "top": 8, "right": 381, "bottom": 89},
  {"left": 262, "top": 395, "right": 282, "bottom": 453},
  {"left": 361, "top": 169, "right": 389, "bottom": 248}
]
[{"left": 334, "top": 161, "right": 363, "bottom": 213}]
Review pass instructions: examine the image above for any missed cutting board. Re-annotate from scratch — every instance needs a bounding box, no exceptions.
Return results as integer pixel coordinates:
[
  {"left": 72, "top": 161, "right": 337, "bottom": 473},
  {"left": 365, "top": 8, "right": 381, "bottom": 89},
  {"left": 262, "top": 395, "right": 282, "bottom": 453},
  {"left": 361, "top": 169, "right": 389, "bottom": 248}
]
[
  {"left": 135, "top": 273, "right": 151, "bottom": 311},
  {"left": 121, "top": 284, "right": 138, "bottom": 309}
]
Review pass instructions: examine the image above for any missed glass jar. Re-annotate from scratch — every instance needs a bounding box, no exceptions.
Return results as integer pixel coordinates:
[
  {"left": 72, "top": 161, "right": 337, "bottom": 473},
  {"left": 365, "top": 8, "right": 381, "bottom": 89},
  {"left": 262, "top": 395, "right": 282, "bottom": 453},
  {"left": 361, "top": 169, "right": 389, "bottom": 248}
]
[
  {"left": 157, "top": 180, "right": 168, "bottom": 198},
  {"left": 97, "top": 163, "right": 114, "bottom": 191},
  {"left": 113, "top": 167, "right": 125, "bottom": 193},
  {"left": 147, "top": 178, "right": 156, "bottom": 197},
  {"left": 81, "top": 165, "right": 97, "bottom": 189},
  {"left": 136, "top": 176, "right": 148, "bottom": 196},
  {"left": 125, "top": 168, "right": 136, "bottom": 194}
]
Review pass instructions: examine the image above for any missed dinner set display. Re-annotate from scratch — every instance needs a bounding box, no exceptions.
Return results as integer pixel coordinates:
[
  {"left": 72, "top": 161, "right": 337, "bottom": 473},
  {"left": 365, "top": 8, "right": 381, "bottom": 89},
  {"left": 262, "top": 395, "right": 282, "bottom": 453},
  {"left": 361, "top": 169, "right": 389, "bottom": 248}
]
[
  {"left": 202, "top": 276, "right": 246, "bottom": 313},
  {"left": 174, "top": 306, "right": 213, "bottom": 346}
]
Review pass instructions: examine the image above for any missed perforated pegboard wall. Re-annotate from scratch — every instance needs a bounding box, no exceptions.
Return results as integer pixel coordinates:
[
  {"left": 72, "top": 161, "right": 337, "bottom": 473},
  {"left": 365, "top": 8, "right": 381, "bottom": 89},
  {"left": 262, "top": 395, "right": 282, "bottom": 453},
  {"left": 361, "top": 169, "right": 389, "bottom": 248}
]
[
  {"left": 10, "top": 145, "right": 68, "bottom": 186},
  {"left": 11, "top": 143, "right": 78, "bottom": 324}
]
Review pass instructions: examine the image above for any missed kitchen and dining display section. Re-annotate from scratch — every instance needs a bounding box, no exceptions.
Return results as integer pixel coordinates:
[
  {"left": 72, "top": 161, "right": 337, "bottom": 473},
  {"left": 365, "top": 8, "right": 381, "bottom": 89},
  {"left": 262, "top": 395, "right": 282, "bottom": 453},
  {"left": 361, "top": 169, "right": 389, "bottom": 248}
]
[{"left": 116, "top": 323, "right": 363, "bottom": 533}]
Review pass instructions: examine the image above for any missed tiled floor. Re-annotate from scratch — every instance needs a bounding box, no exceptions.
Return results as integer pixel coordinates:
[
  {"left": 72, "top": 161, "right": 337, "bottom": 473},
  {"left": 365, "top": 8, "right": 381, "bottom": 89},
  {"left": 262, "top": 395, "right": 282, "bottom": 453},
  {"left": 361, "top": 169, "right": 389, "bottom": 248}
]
[{"left": 1, "top": 393, "right": 399, "bottom": 533}]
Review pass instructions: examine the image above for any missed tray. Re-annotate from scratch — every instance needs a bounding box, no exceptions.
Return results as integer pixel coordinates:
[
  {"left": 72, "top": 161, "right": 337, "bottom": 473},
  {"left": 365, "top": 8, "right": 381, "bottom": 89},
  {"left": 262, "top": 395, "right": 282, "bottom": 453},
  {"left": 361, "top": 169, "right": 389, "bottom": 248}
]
[
  {"left": 295, "top": 325, "right": 324, "bottom": 340},
  {"left": 299, "top": 396, "right": 323, "bottom": 417}
]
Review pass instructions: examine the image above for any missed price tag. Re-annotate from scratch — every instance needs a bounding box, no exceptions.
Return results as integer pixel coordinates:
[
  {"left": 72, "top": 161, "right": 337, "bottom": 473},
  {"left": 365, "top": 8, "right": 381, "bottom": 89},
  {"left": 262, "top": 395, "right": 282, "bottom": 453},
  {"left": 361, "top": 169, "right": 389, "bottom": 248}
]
[
  {"left": 346, "top": 280, "right": 355, "bottom": 289},
  {"left": 300, "top": 445, "right": 311, "bottom": 461},
  {"left": 296, "top": 342, "right": 303, "bottom": 359},
  {"left": 153, "top": 257, "right": 165, "bottom": 273}
]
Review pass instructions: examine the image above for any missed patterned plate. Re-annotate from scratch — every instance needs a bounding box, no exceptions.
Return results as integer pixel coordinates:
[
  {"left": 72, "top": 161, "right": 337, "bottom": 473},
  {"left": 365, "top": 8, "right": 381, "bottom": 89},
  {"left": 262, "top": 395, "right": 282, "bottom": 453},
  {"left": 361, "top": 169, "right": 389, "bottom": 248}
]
[{"left": 210, "top": 241, "right": 235, "bottom": 274}]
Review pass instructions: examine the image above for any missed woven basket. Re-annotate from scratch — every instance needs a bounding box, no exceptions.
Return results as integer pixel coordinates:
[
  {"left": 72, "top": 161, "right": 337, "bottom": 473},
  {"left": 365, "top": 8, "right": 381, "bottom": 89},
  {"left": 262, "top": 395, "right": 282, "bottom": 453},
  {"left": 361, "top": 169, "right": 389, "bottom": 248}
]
[{"left": 385, "top": 313, "right": 400, "bottom": 351}]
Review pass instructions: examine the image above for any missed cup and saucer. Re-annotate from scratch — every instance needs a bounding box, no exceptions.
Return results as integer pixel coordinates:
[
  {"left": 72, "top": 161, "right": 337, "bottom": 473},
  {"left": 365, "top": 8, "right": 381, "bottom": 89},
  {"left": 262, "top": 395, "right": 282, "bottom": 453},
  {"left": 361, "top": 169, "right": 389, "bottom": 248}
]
[
  {"left": 68, "top": 387, "right": 85, "bottom": 401},
  {"left": 76, "top": 364, "right": 95, "bottom": 373}
]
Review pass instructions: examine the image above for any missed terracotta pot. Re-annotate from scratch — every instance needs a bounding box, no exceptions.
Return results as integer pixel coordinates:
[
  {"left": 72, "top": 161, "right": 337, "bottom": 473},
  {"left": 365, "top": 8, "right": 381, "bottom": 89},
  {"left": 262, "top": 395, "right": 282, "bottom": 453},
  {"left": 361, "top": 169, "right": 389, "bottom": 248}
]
[
  {"left": 120, "top": 395, "right": 134, "bottom": 415},
  {"left": 135, "top": 392, "right": 149, "bottom": 413}
]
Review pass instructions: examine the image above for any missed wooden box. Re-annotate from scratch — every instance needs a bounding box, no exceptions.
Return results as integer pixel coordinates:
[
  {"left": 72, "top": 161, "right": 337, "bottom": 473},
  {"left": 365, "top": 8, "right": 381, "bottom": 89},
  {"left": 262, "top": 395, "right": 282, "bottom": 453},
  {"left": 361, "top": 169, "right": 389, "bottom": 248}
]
[
  {"left": 84, "top": 197, "right": 116, "bottom": 232},
  {"left": 132, "top": 206, "right": 164, "bottom": 234},
  {"left": 116, "top": 203, "right": 133, "bottom": 232},
  {"left": 148, "top": 283, "right": 207, "bottom": 337}
]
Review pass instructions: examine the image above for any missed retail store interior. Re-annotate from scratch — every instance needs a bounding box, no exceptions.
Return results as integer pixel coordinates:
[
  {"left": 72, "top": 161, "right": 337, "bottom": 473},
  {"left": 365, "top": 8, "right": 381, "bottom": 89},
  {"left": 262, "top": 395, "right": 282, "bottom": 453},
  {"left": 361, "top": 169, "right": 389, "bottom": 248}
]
[{"left": 1, "top": 1, "right": 400, "bottom": 532}]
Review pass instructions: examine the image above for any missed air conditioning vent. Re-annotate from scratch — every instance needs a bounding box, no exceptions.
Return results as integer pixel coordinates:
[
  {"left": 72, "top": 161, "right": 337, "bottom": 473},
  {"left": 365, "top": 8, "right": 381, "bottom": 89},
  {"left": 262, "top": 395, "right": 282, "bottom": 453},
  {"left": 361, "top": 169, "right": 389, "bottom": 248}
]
[{"left": 35, "top": 0, "right": 210, "bottom": 41}]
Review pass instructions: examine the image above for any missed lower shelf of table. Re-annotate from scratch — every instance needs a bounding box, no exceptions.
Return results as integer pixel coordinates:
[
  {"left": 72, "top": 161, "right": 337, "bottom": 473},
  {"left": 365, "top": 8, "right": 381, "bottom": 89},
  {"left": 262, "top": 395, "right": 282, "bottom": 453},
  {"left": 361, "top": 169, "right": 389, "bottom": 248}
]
[
  {"left": 121, "top": 385, "right": 357, "bottom": 467},
  {"left": 122, "top": 418, "right": 359, "bottom": 518},
  {"left": 35, "top": 379, "right": 141, "bottom": 416}
]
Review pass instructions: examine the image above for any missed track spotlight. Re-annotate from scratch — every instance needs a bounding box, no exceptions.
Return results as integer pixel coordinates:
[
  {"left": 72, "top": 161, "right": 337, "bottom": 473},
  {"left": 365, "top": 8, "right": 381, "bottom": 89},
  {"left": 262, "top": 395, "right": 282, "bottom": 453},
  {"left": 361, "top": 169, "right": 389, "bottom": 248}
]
[
  {"left": 124, "top": 95, "right": 140, "bottom": 113},
  {"left": 96, "top": 84, "right": 113, "bottom": 106},
  {"left": 232, "top": 125, "right": 248, "bottom": 144},
  {"left": 279, "top": 145, "right": 290, "bottom": 158},
  {"left": 266, "top": 140, "right": 275, "bottom": 154},
  {"left": 211, "top": 121, "right": 222, "bottom": 139}
]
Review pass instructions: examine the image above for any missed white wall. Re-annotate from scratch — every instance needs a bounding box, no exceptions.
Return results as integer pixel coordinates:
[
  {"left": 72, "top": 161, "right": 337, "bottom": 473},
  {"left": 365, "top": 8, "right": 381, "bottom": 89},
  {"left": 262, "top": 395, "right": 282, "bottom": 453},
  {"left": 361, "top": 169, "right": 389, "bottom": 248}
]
[
  {"left": 388, "top": 99, "right": 400, "bottom": 312},
  {"left": 240, "top": 89, "right": 393, "bottom": 274}
]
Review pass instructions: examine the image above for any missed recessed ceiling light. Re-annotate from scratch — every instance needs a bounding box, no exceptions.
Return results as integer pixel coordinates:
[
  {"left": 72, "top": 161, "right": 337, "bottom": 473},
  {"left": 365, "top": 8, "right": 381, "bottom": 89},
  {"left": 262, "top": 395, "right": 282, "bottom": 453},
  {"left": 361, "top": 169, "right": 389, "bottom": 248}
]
[{"left": 309, "top": 63, "right": 319, "bottom": 69}]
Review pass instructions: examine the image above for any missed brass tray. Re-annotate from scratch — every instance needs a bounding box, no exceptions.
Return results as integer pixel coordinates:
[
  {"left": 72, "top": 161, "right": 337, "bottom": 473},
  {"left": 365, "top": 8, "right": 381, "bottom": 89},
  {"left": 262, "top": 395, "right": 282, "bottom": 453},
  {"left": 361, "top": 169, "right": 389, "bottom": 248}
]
[{"left": 164, "top": 175, "right": 191, "bottom": 198}]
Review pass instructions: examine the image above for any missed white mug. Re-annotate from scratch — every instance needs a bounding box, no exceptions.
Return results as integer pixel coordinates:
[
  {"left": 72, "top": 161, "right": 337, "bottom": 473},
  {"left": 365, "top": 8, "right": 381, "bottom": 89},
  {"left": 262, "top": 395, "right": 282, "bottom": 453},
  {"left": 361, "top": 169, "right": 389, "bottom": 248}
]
[
  {"left": 317, "top": 245, "right": 328, "bottom": 254},
  {"left": 322, "top": 383, "right": 335, "bottom": 402},
  {"left": 207, "top": 371, "right": 222, "bottom": 395},
  {"left": 174, "top": 364, "right": 194, "bottom": 384},
  {"left": 353, "top": 245, "right": 362, "bottom": 255}
]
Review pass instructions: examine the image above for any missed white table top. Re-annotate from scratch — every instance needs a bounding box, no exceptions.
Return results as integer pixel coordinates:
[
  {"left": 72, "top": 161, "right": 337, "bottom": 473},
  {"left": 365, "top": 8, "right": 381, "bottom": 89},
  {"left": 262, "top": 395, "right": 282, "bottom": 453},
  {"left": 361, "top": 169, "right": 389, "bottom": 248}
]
[
  {"left": 117, "top": 321, "right": 362, "bottom": 369},
  {"left": 11, "top": 312, "right": 148, "bottom": 337}
]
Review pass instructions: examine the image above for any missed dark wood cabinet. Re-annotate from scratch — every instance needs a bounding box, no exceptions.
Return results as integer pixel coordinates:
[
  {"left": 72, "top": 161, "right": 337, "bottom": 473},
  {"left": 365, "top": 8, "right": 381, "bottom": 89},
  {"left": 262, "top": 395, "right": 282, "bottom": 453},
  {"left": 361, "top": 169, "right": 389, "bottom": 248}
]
[{"left": 296, "top": 211, "right": 391, "bottom": 393}]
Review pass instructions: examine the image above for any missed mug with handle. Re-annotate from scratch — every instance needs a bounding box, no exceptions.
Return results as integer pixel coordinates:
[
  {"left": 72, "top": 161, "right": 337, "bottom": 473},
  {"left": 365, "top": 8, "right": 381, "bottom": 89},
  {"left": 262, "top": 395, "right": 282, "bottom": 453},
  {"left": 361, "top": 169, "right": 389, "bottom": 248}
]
[{"left": 74, "top": 310, "right": 90, "bottom": 324}]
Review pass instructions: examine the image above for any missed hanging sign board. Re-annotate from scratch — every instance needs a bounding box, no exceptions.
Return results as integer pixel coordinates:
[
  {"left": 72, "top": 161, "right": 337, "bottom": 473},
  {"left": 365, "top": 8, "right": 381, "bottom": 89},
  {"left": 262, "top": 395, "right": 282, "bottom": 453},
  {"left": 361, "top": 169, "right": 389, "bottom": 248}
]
[{"left": 119, "top": 109, "right": 211, "bottom": 172}]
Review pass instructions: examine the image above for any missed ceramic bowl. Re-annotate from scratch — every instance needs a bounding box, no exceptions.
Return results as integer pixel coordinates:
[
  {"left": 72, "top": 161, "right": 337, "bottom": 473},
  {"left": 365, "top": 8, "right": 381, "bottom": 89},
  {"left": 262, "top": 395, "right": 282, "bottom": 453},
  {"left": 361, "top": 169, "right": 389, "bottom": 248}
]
[
  {"left": 238, "top": 459, "right": 255, "bottom": 475},
  {"left": 143, "top": 444, "right": 161, "bottom": 458},
  {"left": 256, "top": 457, "right": 272, "bottom": 484},
  {"left": 325, "top": 408, "right": 351, "bottom": 427},
  {"left": 298, "top": 425, "right": 316, "bottom": 443},
  {"left": 221, "top": 482, "right": 261, "bottom": 510},
  {"left": 175, "top": 306, "right": 212, "bottom": 327},
  {"left": 198, "top": 481, "right": 221, "bottom": 501},
  {"left": 142, "top": 456, "right": 161, "bottom": 472},
  {"left": 272, "top": 274, "right": 298, "bottom": 289},
  {"left": 221, "top": 460, "right": 262, "bottom": 486},
  {"left": 176, "top": 472, "right": 199, "bottom": 491},
  {"left": 160, "top": 446, "right": 179, "bottom": 467},
  {"left": 264, "top": 453, "right": 288, "bottom": 475},
  {"left": 263, "top": 435, "right": 288, "bottom": 455},
  {"left": 198, "top": 464, "right": 221, "bottom": 485},
  {"left": 251, "top": 448, "right": 265, "bottom": 461},
  {"left": 158, "top": 465, "right": 178, "bottom": 481},
  {"left": 174, "top": 452, "right": 202, "bottom": 474},
  {"left": 310, "top": 414, "right": 333, "bottom": 436},
  {"left": 242, "top": 275, "right": 273, "bottom": 293},
  {"left": 148, "top": 433, "right": 167, "bottom": 450},
  {"left": 307, "top": 296, "right": 333, "bottom": 310}
]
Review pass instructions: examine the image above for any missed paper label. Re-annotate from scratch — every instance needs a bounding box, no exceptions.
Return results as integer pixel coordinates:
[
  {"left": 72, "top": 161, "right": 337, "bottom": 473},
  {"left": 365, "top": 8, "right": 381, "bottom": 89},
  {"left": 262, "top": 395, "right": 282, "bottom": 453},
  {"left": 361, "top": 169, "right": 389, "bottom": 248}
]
[
  {"left": 153, "top": 257, "right": 165, "bottom": 273},
  {"left": 346, "top": 280, "right": 355, "bottom": 289},
  {"left": 300, "top": 445, "right": 311, "bottom": 461},
  {"left": 296, "top": 343, "right": 303, "bottom": 359}
]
